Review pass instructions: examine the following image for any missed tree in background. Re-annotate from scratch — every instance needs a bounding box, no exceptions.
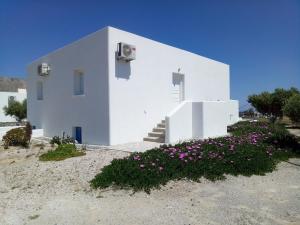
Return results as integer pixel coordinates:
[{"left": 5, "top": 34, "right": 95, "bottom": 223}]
[
  {"left": 248, "top": 87, "right": 299, "bottom": 122},
  {"left": 248, "top": 91, "right": 273, "bottom": 119},
  {"left": 3, "top": 99, "right": 27, "bottom": 122},
  {"left": 271, "top": 88, "right": 299, "bottom": 118},
  {"left": 283, "top": 94, "right": 300, "bottom": 123}
]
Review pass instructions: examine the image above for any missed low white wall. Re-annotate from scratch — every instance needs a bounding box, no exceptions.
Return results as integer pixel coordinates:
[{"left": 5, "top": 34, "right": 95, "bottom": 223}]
[
  {"left": 32, "top": 129, "right": 44, "bottom": 138},
  {"left": 165, "top": 101, "right": 193, "bottom": 143},
  {"left": 226, "top": 100, "right": 240, "bottom": 125},
  {"left": 166, "top": 101, "right": 233, "bottom": 144},
  {"left": 201, "top": 101, "right": 228, "bottom": 139}
]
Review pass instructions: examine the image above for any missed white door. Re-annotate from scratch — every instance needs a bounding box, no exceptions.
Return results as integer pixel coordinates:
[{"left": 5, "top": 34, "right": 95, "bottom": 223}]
[{"left": 172, "top": 73, "right": 185, "bottom": 103}]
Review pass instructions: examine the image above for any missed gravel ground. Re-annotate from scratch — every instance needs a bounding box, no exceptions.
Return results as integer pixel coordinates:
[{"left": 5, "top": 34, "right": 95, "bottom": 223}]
[
  {"left": 287, "top": 128, "right": 300, "bottom": 138},
  {"left": 0, "top": 141, "right": 299, "bottom": 225}
]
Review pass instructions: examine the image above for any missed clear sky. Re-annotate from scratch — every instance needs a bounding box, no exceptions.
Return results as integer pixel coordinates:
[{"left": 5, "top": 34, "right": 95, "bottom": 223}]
[{"left": 0, "top": 0, "right": 299, "bottom": 109}]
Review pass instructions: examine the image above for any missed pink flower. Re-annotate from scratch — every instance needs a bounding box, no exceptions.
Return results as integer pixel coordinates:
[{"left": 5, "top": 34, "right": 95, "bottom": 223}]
[
  {"left": 140, "top": 164, "right": 145, "bottom": 168},
  {"left": 179, "top": 153, "right": 186, "bottom": 159},
  {"left": 159, "top": 167, "right": 163, "bottom": 171},
  {"left": 133, "top": 156, "right": 140, "bottom": 160}
]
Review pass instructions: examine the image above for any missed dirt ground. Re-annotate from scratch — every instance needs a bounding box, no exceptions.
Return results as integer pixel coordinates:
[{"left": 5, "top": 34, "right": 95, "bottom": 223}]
[{"left": 0, "top": 141, "right": 300, "bottom": 225}]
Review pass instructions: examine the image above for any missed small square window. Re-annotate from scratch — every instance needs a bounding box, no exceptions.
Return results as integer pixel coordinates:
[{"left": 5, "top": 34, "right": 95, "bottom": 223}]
[{"left": 74, "top": 70, "right": 84, "bottom": 95}]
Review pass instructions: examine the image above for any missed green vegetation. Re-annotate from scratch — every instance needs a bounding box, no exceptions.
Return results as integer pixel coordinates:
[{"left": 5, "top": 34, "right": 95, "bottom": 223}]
[
  {"left": 91, "top": 121, "right": 299, "bottom": 193},
  {"left": 283, "top": 94, "right": 300, "bottom": 123},
  {"left": 2, "top": 122, "right": 32, "bottom": 148},
  {"left": 50, "top": 135, "right": 75, "bottom": 146},
  {"left": 248, "top": 87, "right": 299, "bottom": 122},
  {"left": 39, "top": 144, "right": 85, "bottom": 161},
  {"left": 3, "top": 99, "right": 27, "bottom": 122}
]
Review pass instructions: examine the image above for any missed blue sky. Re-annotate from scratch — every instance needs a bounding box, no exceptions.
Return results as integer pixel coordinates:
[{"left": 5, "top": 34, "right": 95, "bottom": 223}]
[{"left": 0, "top": 0, "right": 299, "bottom": 109}]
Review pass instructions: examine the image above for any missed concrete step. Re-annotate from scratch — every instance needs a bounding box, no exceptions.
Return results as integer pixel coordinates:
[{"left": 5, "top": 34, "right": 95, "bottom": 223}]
[
  {"left": 148, "top": 131, "right": 165, "bottom": 137},
  {"left": 157, "top": 123, "right": 165, "bottom": 128},
  {"left": 153, "top": 127, "right": 165, "bottom": 133},
  {"left": 143, "top": 136, "right": 165, "bottom": 143}
]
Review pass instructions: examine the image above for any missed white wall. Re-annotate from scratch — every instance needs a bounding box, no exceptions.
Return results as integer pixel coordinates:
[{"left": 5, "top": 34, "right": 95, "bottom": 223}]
[
  {"left": 27, "top": 28, "right": 110, "bottom": 145},
  {"left": 27, "top": 26, "right": 238, "bottom": 146},
  {"left": 107, "top": 27, "right": 230, "bottom": 145},
  {"left": 226, "top": 100, "right": 240, "bottom": 125},
  {"left": 201, "top": 101, "right": 228, "bottom": 139},
  {"left": 165, "top": 101, "right": 193, "bottom": 143},
  {"left": 0, "top": 89, "right": 26, "bottom": 122},
  {"left": 166, "top": 101, "right": 230, "bottom": 144}
]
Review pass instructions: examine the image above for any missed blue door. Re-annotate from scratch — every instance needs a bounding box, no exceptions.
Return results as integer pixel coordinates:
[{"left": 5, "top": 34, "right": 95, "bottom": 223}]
[{"left": 75, "top": 127, "right": 82, "bottom": 144}]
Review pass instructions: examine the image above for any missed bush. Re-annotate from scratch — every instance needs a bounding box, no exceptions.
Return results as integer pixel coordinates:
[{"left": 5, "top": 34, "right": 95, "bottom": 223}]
[
  {"left": 2, "top": 124, "right": 32, "bottom": 148},
  {"left": 91, "top": 121, "right": 299, "bottom": 193},
  {"left": 25, "top": 122, "right": 32, "bottom": 141},
  {"left": 283, "top": 94, "right": 300, "bottom": 123},
  {"left": 39, "top": 144, "right": 85, "bottom": 161},
  {"left": 50, "top": 135, "right": 75, "bottom": 146},
  {"left": 266, "top": 125, "right": 300, "bottom": 154},
  {"left": 50, "top": 136, "right": 61, "bottom": 145}
]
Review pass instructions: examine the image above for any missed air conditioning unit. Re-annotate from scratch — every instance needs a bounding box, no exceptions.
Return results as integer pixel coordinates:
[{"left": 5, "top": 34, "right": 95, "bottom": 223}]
[
  {"left": 117, "top": 42, "right": 136, "bottom": 62},
  {"left": 38, "top": 63, "right": 51, "bottom": 76}
]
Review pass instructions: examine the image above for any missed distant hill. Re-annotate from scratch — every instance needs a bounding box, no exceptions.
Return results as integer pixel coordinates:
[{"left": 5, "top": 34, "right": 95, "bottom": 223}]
[{"left": 0, "top": 77, "right": 26, "bottom": 92}]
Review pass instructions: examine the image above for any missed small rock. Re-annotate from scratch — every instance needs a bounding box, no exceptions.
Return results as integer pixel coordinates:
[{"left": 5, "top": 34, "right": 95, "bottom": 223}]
[{"left": 28, "top": 214, "right": 39, "bottom": 220}]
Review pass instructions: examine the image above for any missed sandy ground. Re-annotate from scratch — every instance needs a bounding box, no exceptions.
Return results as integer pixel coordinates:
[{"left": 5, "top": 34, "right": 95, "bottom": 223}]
[
  {"left": 287, "top": 128, "right": 300, "bottom": 138},
  {"left": 0, "top": 141, "right": 300, "bottom": 225}
]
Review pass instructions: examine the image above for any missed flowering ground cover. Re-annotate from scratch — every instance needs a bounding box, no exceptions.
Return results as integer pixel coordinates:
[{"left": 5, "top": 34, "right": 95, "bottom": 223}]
[{"left": 91, "top": 121, "right": 300, "bottom": 193}]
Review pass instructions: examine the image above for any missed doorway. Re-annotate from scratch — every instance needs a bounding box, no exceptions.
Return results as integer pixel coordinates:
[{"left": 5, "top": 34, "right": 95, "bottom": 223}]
[
  {"left": 172, "top": 73, "right": 185, "bottom": 103},
  {"left": 73, "top": 126, "right": 82, "bottom": 144}
]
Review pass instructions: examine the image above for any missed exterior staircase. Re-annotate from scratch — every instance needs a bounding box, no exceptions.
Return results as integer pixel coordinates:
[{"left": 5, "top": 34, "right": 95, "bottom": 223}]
[{"left": 143, "top": 120, "right": 166, "bottom": 143}]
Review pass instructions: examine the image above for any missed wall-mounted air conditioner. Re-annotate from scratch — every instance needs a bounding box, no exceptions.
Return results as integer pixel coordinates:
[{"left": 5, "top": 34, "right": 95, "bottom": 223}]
[
  {"left": 38, "top": 63, "right": 51, "bottom": 76},
  {"left": 117, "top": 42, "right": 136, "bottom": 62}
]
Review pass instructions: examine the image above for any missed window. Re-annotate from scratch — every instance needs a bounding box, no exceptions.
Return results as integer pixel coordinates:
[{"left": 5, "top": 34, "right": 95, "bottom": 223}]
[
  {"left": 8, "top": 96, "right": 16, "bottom": 104},
  {"left": 74, "top": 70, "right": 84, "bottom": 95},
  {"left": 37, "top": 81, "right": 43, "bottom": 100}
]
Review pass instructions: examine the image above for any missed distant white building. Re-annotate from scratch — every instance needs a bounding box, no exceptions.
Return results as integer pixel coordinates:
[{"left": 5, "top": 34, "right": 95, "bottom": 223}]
[
  {"left": 0, "top": 88, "right": 27, "bottom": 122},
  {"left": 27, "top": 26, "right": 239, "bottom": 145}
]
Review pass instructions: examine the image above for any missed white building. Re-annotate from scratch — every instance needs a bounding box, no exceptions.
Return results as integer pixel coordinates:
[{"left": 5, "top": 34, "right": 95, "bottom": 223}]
[
  {"left": 0, "top": 77, "right": 27, "bottom": 123},
  {"left": 27, "top": 26, "right": 239, "bottom": 145}
]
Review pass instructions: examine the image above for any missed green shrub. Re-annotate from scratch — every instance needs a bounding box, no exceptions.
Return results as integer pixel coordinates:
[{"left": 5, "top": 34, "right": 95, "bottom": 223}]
[
  {"left": 39, "top": 144, "right": 85, "bottom": 161},
  {"left": 91, "top": 121, "right": 299, "bottom": 193},
  {"left": 2, "top": 125, "right": 31, "bottom": 148},
  {"left": 283, "top": 94, "right": 300, "bottom": 123},
  {"left": 266, "top": 126, "right": 299, "bottom": 154},
  {"left": 3, "top": 99, "right": 27, "bottom": 122},
  {"left": 61, "top": 135, "right": 75, "bottom": 145},
  {"left": 50, "top": 135, "right": 75, "bottom": 146},
  {"left": 50, "top": 136, "right": 61, "bottom": 145}
]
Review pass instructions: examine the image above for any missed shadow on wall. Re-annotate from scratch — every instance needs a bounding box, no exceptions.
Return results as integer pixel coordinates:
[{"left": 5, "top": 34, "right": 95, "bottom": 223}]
[{"left": 115, "top": 52, "right": 131, "bottom": 80}]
